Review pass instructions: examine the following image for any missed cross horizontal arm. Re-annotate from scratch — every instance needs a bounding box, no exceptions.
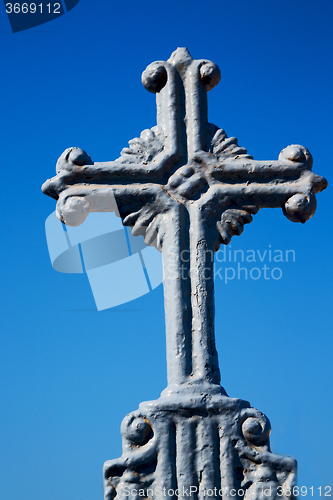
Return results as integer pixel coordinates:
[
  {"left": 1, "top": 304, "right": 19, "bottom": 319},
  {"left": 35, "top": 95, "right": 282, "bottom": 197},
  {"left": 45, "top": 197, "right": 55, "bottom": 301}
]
[
  {"left": 187, "top": 144, "right": 327, "bottom": 232},
  {"left": 195, "top": 144, "right": 324, "bottom": 184},
  {"left": 54, "top": 182, "right": 166, "bottom": 227},
  {"left": 212, "top": 156, "right": 313, "bottom": 181},
  {"left": 197, "top": 172, "right": 324, "bottom": 241},
  {"left": 42, "top": 142, "right": 183, "bottom": 201},
  {"left": 207, "top": 170, "right": 325, "bottom": 205}
]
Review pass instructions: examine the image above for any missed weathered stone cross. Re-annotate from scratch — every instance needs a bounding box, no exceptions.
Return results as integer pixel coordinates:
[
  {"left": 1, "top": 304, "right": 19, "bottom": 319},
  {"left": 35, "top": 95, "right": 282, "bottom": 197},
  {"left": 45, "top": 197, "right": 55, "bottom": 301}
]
[
  {"left": 43, "top": 47, "right": 326, "bottom": 391},
  {"left": 43, "top": 48, "right": 327, "bottom": 500}
]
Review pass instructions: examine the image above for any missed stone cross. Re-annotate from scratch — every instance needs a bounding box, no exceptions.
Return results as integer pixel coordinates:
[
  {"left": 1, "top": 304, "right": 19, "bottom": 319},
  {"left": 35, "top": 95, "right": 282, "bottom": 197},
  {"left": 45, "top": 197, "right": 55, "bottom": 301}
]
[{"left": 42, "top": 48, "right": 327, "bottom": 500}]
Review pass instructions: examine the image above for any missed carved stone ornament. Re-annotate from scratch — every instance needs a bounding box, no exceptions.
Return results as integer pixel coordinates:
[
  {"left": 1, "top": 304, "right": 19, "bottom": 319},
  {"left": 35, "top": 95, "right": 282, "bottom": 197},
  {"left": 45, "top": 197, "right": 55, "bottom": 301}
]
[{"left": 42, "top": 48, "right": 327, "bottom": 500}]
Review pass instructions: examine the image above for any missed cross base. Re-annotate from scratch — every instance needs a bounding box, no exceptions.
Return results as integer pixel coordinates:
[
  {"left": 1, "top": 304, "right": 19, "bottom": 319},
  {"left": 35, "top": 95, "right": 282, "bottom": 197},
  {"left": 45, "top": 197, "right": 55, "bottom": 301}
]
[{"left": 104, "top": 390, "right": 296, "bottom": 500}]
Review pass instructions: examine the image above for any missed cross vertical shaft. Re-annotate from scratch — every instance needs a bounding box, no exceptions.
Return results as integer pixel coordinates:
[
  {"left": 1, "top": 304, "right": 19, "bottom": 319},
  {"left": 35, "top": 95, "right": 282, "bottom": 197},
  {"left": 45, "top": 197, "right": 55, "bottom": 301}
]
[
  {"left": 189, "top": 204, "right": 220, "bottom": 385},
  {"left": 161, "top": 201, "right": 221, "bottom": 389},
  {"left": 162, "top": 204, "right": 192, "bottom": 386}
]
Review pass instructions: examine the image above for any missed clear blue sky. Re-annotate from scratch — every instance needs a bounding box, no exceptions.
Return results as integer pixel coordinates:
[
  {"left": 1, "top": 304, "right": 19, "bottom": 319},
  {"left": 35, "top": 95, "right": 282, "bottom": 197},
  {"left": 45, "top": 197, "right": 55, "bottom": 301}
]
[{"left": 0, "top": 1, "right": 332, "bottom": 499}]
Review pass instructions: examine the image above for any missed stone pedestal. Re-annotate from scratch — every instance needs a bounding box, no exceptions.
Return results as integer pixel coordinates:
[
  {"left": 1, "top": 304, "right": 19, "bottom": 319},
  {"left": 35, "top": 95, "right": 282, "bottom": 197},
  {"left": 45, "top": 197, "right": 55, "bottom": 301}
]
[{"left": 104, "top": 387, "right": 296, "bottom": 500}]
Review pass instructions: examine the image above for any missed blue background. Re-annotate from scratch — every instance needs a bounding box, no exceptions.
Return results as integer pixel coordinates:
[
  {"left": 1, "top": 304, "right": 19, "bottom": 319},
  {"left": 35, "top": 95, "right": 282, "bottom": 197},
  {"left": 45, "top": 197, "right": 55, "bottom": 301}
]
[{"left": 0, "top": 1, "right": 332, "bottom": 499}]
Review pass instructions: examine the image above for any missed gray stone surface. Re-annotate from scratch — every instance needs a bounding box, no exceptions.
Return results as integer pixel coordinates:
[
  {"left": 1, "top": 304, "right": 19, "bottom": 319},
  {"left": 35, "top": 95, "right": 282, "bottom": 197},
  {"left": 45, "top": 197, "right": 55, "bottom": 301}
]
[{"left": 42, "top": 48, "right": 327, "bottom": 500}]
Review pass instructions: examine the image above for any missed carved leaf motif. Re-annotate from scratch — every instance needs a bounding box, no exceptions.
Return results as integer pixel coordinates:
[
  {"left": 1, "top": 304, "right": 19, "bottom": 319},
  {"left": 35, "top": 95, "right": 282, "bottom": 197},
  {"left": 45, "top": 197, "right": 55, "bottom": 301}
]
[
  {"left": 123, "top": 206, "right": 166, "bottom": 250},
  {"left": 216, "top": 206, "right": 258, "bottom": 245},
  {"left": 210, "top": 128, "right": 253, "bottom": 160},
  {"left": 117, "top": 126, "right": 164, "bottom": 165},
  {"left": 118, "top": 188, "right": 175, "bottom": 251}
]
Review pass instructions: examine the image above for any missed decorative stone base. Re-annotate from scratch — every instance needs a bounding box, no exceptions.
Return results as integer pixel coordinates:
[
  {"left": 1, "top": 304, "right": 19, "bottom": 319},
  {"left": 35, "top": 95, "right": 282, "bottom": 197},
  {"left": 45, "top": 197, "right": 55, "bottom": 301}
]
[{"left": 104, "top": 387, "right": 296, "bottom": 500}]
